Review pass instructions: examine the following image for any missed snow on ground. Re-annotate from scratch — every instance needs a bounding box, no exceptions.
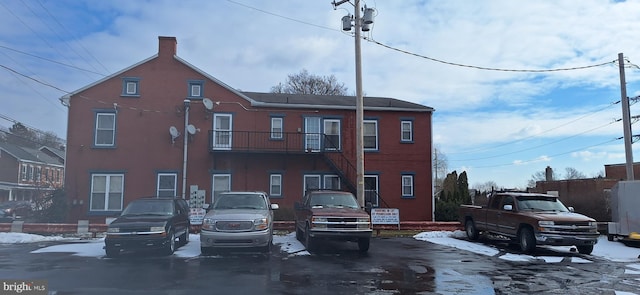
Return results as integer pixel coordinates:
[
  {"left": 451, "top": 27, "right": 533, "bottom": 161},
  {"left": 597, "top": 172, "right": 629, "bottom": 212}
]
[{"left": 1, "top": 231, "right": 638, "bottom": 263}]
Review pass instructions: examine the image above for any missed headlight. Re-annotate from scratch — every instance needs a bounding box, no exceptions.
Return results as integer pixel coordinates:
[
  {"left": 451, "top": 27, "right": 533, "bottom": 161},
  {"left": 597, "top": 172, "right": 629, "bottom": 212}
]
[
  {"left": 254, "top": 218, "right": 268, "bottom": 230},
  {"left": 202, "top": 218, "right": 215, "bottom": 231},
  {"left": 150, "top": 226, "right": 165, "bottom": 232},
  {"left": 589, "top": 222, "right": 598, "bottom": 227},
  {"left": 107, "top": 227, "right": 120, "bottom": 233},
  {"left": 538, "top": 221, "right": 554, "bottom": 226},
  {"left": 358, "top": 217, "right": 370, "bottom": 223},
  {"left": 312, "top": 217, "right": 327, "bottom": 223}
]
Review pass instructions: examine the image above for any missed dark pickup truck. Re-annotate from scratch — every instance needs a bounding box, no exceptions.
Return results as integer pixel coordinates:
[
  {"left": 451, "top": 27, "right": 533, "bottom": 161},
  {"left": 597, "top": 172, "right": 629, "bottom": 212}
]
[
  {"left": 459, "top": 191, "right": 599, "bottom": 254},
  {"left": 294, "top": 190, "right": 372, "bottom": 252}
]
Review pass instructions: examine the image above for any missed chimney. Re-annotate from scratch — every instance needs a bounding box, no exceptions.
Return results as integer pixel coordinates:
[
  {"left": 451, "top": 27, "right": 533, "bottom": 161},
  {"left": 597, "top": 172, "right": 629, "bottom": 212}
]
[
  {"left": 545, "top": 166, "right": 553, "bottom": 181},
  {"left": 158, "top": 36, "right": 177, "bottom": 58}
]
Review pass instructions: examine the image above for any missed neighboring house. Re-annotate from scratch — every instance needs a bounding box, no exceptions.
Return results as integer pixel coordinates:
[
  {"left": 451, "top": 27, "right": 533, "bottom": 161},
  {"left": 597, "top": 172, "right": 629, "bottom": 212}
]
[
  {"left": 0, "top": 142, "right": 65, "bottom": 203},
  {"left": 62, "top": 36, "right": 434, "bottom": 223}
]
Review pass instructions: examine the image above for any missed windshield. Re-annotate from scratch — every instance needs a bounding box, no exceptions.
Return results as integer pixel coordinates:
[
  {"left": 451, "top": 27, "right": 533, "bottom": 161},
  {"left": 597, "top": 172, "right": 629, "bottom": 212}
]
[
  {"left": 309, "top": 193, "right": 359, "bottom": 209},
  {"left": 516, "top": 196, "right": 569, "bottom": 212},
  {"left": 121, "top": 200, "right": 174, "bottom": 215},
  {"left": 213, "top": 194, "right": 267, "bottom": 210}
]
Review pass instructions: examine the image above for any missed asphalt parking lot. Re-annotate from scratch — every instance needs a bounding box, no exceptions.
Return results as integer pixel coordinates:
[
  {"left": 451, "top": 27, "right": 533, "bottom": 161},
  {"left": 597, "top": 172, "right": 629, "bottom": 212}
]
[{"left": 0, "top": 233, "right": 639, "bottom": 295}]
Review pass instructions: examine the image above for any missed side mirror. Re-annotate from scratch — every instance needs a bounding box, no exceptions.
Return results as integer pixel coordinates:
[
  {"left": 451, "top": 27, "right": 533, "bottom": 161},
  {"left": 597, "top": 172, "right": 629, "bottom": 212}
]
[
  {"left": 271, "top": 204, "right": 279, "bottom": 210},
  {"left": 503, "top": 204, "right": 513, "bottom": 211},
  {"left": 567, "top": 206, "right": 575, "bottom": 212}
]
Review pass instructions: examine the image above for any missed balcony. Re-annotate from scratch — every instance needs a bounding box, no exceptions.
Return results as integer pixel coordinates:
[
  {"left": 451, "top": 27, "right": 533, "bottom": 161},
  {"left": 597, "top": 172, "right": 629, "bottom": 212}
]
[{"left": 207, "top": 130, "right": 340, "bottom": 154}]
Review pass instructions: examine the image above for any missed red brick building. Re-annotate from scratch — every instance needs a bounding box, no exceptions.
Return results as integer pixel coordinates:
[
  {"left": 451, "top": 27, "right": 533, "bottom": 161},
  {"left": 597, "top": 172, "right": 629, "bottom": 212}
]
[{"left": 62, "top": 36, "right": 434, "bottom": 223}]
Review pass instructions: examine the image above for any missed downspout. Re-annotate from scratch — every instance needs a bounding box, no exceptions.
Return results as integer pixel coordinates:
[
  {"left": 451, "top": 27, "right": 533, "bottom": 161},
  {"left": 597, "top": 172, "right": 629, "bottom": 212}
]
[{"left": 182, "top": 99, "right": 190, "bottom": 199}]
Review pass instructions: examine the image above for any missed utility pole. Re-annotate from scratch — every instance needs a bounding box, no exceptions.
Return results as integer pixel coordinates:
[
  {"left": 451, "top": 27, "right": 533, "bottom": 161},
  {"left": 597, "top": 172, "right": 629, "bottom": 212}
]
[
  {"left": 333, "top": 0, "right": 375, "bottom": 207},
  {"left": 618, "top": 53, "right": 635, "bottom": 181}
]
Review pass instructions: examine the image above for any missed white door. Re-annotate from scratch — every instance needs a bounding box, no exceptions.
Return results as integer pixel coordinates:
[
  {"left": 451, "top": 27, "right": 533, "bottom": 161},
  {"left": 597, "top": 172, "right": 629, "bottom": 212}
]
[
  {"left": 305, "top": 117, "right": 321, "bottom": 152},
  {"left": 213, "top": 114, "right": 232, "bottom": 150},
  {"left": 211, "top": 174, "right": 231, "bottom": 204}
]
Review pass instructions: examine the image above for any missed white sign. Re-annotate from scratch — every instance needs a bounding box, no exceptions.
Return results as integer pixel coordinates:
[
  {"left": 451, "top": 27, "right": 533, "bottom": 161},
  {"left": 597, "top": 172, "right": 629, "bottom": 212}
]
[
  {"left": 189, "top": 208, "right": 206, "bottom": 225},
  {"left": 371, "top": 208, "right": 400, "bottom": 225}
]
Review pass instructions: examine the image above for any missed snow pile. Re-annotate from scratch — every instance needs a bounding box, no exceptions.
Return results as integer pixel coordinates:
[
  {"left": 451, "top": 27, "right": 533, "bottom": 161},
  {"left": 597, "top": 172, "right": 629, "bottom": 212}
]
[{"left": 0, "top": 232, "right": 73, "bottom": 244}]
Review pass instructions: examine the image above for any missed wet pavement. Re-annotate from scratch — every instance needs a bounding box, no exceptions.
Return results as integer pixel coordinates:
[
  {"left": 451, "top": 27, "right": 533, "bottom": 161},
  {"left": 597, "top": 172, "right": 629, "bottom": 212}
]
[{"left": 0, "top": 237, "right": 639, "bottom": 294}]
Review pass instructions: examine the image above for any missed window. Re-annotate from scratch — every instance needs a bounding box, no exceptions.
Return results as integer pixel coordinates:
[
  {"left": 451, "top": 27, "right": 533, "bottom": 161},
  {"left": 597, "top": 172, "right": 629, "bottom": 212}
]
[
  {"left": 90, "top": 174, "right": 124, "bottom": 211},
  {"left": 121, "top": 78, "right": 140, "bottom": 96},
  {"left": 402, "top": 175, "right": 414, "bottom": 197},
  {"left": 212, "top": 174, "right": 231, "bottom": 203},
  {"left": 270, "top": 174, "right": 282, "bottom": 196},
  {"left": 324, "top": 119, "right": 341, "bottom": 150},
  {"left": 303, "top": 175, "right": 321, "bottom": 194},
  {"left": 363, "top": 120, "right": 378, "bottom": 150},
  {"left": 364, "top": 175, "right": 379, "bottom": 206},
  {"left": 35, "top": 166, "right": 41, "bottom": 182},
  {"left": 323, "top": 175, "right": 341, "bottom": 190},
  {"left": 157, "top": 173, "right": 177, "bottom": 197},
  {"left": 212, "top": 114, "right": 232, "bottom": 149},
  {"left": 271, "top": 117, "right": 283, "bottom": 139},
  {"left": 27, "top": 165, "right": 33, "bottom": 181},
  {"left": 401, "top": 120, "right": 413, "bottom": 142},
  {"left": 188, "top": 80, "right": 204, "bottom": 98},
  {"left": 20, "top": 164, "right": 27, "bottom": 181},
  {"left": 95, "top": 112, "right": 116, "bottom": 147}
]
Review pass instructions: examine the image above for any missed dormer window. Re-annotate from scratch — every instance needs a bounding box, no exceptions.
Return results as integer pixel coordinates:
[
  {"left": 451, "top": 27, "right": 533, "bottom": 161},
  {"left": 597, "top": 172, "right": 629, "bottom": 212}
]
[
  {"left": 121, "top": 77, "right": 140, "bottom": 96},
  {"left": 188, "top": 80, "right": 204, "bottom": 98}
]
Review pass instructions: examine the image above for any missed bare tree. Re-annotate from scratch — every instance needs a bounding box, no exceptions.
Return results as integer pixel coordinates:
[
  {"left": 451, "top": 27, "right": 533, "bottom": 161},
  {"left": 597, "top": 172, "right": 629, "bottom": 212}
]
[
  {"left": 271, "top": 69, "right": 348, "bottom": 95},
  {"left": 433, "top": 147, "right": 448, "bottom": 191},
  {"left": 472, "top": 181, "right": 498, "bottom": 193},
  {"left": 564, "top": 167, "right": 586, "bottom": 179}
]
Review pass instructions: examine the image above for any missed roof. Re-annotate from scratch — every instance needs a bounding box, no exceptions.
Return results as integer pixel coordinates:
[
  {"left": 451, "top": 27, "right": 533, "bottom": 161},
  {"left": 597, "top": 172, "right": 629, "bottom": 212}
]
[
  {"left": 242, "top": 92, "right": 433, "bottom": 112},
  {"left": 0, "top": 142, "right": 64, "bottom": 166}
]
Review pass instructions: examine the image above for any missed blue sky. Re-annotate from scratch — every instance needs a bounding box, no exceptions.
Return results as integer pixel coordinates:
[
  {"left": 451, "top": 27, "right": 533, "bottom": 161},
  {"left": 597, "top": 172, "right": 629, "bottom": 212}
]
[{"left": 2, "top": 0, "right": 640, "bottom": 189}]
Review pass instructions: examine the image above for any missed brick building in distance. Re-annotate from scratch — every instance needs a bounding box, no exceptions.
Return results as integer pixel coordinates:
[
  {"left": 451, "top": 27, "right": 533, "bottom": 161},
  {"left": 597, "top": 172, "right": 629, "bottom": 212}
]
[{"left": 62, "top": 36, "right": 434, "bottom": 223}]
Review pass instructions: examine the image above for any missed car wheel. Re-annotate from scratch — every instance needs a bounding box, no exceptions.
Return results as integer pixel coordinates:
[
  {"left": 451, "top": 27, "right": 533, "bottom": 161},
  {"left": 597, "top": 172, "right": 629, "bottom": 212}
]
[
  {"left": 163, "top": 230, "right": 176, "bottom": 255},
  {"left": 304, "top": 224, "right": 315, "bottom": 252},
  {"left": 179, "top": 229, "right": 189, "bottom": 246},
  {"left": 357, "top": 238, "right": 370, "bottom": 253},
  {"left": 465, "top": 219, "right": 479, "bottom": 240},
  {"left": 577, "top": 245, "right": 594, "bottom": 255},
  {"left": 518, "top": 227, "right": 536, "bottom": 254},
  {"left": 295, "top": 227, "right": 302, "bottom": 241},
  {"left": 105, "top": 246, "right": 119, "bottom": 258},
  {"left": 262, "top": 241, "right": 272, "bottom": 254}
]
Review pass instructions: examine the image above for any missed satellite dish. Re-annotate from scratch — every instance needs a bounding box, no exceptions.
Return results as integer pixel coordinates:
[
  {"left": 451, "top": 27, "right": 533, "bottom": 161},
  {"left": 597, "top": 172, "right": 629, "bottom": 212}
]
[
  {"left": 187, "top": 124, "right": 197, "bottom": 135},
  {"left": 169, "top": 126, "right": 180, "bottom": 139},
  {"left": 203, "top": 98, "right": 214, "bottom": 110}
]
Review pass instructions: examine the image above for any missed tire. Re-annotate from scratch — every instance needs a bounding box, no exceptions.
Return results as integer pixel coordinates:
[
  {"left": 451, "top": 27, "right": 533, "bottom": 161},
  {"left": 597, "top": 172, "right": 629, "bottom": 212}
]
[
  {"left": 577, "top": 245, "right": 594, "bottom": 255},
  {"left": 262, "top": 241, "right": 273, "bottom": 254},
  {"left": 179, "top": 229, "right": 189, "bottom": 246},
  {"left": 105, "top": 246, "right": 119, "bottom": 258},
  {"left": 465, "top": 219, "right": 479, "bottom": 241},
  {"left": 296, "top": 227, "right": 303, "bottom": 241},
  {"left": 518, "top": 227, "right": 536, "bottom": 254},
  {"left": 163, "top": 230, "right": 176, "bottom": 256},
  {"left": 357, "top": 238, "right": 370, "bottom": 253},
  {"left": 304, "top": 224, "right": 315, "bottom": 252}
]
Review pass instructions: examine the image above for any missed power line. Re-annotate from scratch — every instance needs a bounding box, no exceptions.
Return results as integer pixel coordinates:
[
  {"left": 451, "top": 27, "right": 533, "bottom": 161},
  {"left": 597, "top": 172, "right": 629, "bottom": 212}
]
[{"left": 0, "top": 45, "right": 107, "bottom": 76}]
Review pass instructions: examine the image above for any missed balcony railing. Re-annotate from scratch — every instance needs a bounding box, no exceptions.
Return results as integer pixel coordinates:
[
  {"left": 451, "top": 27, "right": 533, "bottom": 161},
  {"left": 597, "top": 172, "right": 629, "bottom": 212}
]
[{"left": 208, "top": 130, "right": 341, "bottom": 153}]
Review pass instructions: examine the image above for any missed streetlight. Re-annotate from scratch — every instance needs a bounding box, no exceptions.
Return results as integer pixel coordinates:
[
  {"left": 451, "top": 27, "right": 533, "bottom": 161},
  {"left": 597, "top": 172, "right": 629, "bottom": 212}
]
[{"left": 332, "top": 0, "right": 375, "bottom": 207}]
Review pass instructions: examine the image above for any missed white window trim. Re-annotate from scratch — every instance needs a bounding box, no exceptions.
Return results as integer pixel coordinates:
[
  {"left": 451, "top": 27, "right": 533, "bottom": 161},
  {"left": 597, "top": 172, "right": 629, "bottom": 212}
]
[
  {"left": 323, "top": 174, "right": 341, "bottom": 190},
  {"left": 401, "top": 120, "right": 413, "bottom": 142},
  {"left": 271, "top": 117, "right": 283, "bottom": 139},
  {"left": 402, "top": 175, "right": 414, "bottom": 197},
  {"left": 90, "top": 174, "right": 124, "bottom": 211},
  {"left": 95, "top": 113, "right": 116, "bottom": 147},
  {"left": 363, "top": 120, "right": 378, "bottom": 151},
  {"left": 364, "top": 175, "right": 379, "bottom": 207},
  {"left": 303, "top": 174, "right": 321, "bottom": 194},
  {"left": 157, "top": 173, "right": 178, "bottom": 197},
  {"left": 211, "top": 173, "right": 231, "bottom": 203},
  {"left": 270, "top": 174, "right": 282, "bottom": 196},
  {"left": 212, "top": 114, "right": 233, "bottom": 150},
  {"left": 324, "top": 119, "right": 341, "bottom": 150}
]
